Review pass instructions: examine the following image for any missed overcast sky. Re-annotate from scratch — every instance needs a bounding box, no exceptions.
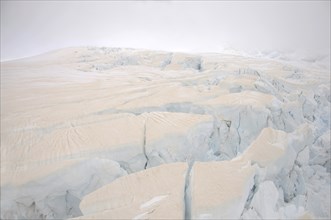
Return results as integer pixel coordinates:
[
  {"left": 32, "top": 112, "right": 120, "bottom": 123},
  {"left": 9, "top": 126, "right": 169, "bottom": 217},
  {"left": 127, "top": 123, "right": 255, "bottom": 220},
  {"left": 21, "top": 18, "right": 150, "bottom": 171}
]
[{"left": 1, "top": 1, "right": 330, "bottom": 61}]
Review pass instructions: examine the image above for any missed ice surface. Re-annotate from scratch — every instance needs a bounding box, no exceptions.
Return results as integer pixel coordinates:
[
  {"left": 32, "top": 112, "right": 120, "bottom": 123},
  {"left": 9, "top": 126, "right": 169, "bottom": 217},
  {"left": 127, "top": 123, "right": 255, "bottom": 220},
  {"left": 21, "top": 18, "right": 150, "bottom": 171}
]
[
  {"left": 1, "top": 158, "right": 126, "bottom": 219},
  {"left": 76, "top": 163, "right": 187, "bottom": 219},
  {"left": 1, "top": 47, "right": 330, "bottom": 219},
  {"left": 190, "top": 160, "right": 257, "bottom": 219}
]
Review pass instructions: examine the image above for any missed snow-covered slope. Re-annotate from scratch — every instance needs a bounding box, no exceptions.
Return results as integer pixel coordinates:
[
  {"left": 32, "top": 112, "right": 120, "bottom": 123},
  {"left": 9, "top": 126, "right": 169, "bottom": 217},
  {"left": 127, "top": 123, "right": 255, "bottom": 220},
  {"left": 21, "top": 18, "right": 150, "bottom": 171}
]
[{"left": 1, "top": 47, "right": 330, "bottom": 219}]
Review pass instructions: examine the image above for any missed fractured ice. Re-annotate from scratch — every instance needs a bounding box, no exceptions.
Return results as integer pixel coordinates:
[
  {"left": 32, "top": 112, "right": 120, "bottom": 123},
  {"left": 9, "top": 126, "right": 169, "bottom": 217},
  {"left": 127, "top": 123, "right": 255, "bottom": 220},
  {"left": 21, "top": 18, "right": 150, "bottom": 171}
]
[{"left": 0, "top": 47, "right": 330, "bottom": 219}]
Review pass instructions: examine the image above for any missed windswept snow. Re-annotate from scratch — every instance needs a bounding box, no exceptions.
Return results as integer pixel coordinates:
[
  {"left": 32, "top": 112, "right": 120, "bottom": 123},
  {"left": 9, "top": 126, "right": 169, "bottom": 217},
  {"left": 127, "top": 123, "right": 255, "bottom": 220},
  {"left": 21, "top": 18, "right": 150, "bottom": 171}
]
[
  {"left": 191, "top": 160, "right": 257, "bottom": 219},
  {"left": 77, "top": 163, "right": 187, "bottom": 220},
  {"left": 139, "top": 195, "right": 169, "bottom": 209},
  {"left": 0, "top": 47, "right": 330, "bottom": 219}
]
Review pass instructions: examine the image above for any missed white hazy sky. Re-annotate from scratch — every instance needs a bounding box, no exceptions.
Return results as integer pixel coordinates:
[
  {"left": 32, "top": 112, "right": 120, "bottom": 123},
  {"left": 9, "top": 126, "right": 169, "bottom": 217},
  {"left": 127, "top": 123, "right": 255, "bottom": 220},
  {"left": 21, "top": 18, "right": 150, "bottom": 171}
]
[{"left": 1, "top": 1, "right": 330, "bottom": 61}]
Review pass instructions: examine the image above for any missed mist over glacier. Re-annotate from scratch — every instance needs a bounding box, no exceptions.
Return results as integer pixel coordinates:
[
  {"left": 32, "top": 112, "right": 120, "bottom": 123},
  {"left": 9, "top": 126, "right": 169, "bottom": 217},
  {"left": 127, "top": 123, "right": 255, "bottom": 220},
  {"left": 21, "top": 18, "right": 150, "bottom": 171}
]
[
  {"left": 1, "top": 1, "right": 330, "bottom": 63},
  {"left": 1, "top": 1, "right": 330, "bottom": 220}
]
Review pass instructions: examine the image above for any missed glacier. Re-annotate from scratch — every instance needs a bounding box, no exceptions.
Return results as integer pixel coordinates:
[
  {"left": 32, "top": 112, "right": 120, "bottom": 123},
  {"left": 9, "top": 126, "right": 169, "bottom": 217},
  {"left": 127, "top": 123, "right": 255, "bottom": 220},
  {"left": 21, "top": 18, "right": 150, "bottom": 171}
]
[{"left": 0, "top": 47, "right": 330, "bottom": 219}]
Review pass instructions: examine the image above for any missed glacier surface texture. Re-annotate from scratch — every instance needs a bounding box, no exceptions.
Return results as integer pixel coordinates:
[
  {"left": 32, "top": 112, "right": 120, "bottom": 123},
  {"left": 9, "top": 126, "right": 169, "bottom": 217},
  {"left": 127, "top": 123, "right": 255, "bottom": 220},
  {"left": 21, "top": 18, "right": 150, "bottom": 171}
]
[{"left": 1, "top": 47, "right": 330, "bottom": 219}]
